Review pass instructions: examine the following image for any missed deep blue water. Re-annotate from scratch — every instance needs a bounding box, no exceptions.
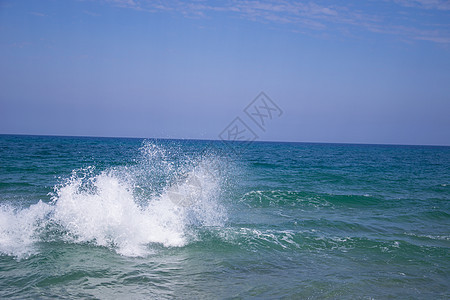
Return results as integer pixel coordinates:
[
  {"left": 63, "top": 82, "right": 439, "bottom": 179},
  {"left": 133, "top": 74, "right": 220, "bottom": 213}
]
[{"left": 0, "top": 134, "right": 449, "bottom": 299}]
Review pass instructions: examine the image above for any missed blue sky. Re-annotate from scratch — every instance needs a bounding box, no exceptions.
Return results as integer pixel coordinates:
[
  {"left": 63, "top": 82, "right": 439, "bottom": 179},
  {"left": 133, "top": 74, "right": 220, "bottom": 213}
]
[{"left": 1, "top": 0, "right": 449, "bottom": 145}]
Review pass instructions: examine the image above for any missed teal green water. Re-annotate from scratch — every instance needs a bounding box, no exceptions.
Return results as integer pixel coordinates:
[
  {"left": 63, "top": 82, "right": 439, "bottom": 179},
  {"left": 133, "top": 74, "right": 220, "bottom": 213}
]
[{"left": 0, "top": 135, "right": 449, "bottom": 299}]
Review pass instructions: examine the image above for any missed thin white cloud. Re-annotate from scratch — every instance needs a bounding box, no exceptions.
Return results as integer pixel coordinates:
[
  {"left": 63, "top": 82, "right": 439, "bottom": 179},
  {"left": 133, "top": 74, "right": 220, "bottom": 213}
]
[
  {"left": 29, "top": 11, "right": 46, "bottom": 17},
  {"left": 393, "top": 0, "right": 450, "bottom": 11},
  {"left": 83, "top": 10, "right": 101, "bottom": 16},
  {"left": 95, "top": 0, "right": 450, "bottom": 44},
  {"left": 9, "top": 42, "right": 32, "bottom": 48}
]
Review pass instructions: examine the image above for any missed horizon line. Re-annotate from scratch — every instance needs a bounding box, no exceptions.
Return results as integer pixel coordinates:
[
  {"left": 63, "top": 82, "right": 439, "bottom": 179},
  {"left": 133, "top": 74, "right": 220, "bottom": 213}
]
[{"left": 1, "top": 133, "right": 449, "bottom": 148}]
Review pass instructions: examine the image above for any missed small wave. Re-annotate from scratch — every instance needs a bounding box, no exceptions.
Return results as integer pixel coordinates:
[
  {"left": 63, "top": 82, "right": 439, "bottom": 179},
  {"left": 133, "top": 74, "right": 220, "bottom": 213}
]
[
  {"left": 240, "top": 190, "right": 381, "bottom": 208},
  {"left": 199, "top": 227, "right": 408, "bottom": 255},
  {"left": 251, "top": 162, "right": 281, "bottom": 169},
  {"left": 415, "top": 210, "right": 450, "bottom": 221},
  {"left": 240, "top": 190, "right": 315, "bottom": 208},
  {"left": 403, "top": 232, "right": 450, "bottom": 241},
  {"left": 0, "top": 182, "right": 35, "bottom": 188}
]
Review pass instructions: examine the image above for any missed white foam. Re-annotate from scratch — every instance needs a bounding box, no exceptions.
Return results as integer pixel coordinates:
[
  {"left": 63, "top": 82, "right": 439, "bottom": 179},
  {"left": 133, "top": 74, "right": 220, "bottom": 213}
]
[
  {"left": 52, "top": 170, "right": 188, "bottom": 257},
  {"left": 0, "top": 201, "right": 52, "bottom": 259}
]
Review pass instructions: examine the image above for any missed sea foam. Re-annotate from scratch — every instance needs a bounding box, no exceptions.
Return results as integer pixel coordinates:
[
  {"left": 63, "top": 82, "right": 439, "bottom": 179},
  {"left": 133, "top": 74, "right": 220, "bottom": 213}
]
[{"left": 0, "top": 201, "right": 51, "bottom": 259}]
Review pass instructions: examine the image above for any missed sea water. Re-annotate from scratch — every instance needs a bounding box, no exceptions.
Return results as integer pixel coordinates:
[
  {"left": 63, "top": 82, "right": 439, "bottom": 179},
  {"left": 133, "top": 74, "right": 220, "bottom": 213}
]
[{"left": 0, "top": 135, "right": 449, "bottom": 298}]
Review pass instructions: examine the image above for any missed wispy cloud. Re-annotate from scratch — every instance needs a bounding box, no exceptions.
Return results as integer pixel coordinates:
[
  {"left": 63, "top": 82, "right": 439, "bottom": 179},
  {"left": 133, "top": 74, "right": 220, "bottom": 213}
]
[
  {"left": 9, "top": 42, "right": 32, "bottom": 48},
  {"left": 29, "top": 11, "right": 47, "bottom": 17},
  {"left": 393, "top": 0, "right": 450, "bottom": 11},
  {"left": 83, "top": 10, "right": 101, "bottom": 16},
  {"left": 96, "top": 0, "right": 450, "bottom": 45}
]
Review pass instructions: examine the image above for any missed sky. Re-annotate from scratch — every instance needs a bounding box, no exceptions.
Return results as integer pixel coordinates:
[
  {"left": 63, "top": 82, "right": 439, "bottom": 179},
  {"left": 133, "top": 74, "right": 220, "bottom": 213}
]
[{"left": 0, "top": 0, "right": 449, "bottom": 145}]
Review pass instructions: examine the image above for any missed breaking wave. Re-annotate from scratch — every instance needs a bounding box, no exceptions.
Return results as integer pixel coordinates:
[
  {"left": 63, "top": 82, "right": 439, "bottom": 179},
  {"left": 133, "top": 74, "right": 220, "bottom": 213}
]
[{"left": 0, "top": 141, "right": 227, "bottom": 258}]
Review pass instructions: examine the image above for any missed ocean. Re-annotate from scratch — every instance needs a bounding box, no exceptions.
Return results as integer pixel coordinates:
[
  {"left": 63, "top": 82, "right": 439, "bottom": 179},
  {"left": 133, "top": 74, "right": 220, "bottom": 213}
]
[{"left": 0, "top": 134, "right": 449, "bottom": 299}]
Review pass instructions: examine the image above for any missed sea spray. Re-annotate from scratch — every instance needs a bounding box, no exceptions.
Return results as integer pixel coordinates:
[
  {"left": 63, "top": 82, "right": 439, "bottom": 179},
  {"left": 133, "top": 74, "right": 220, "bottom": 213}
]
[
  {"left": 0, "top": 201, "right": 52, "bottom": 259},
  {"left": 0, "top": 141, "right": 227, "bottom": 258},
  {"left": 52, "top": 169, "right": 186, "bottom": 256}
]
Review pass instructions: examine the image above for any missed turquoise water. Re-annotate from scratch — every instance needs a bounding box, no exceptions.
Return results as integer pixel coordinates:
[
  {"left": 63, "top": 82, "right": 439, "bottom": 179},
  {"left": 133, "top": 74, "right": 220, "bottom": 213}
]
[{"left": 0, "top": 135, "right": 449, "bottom": 299}]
